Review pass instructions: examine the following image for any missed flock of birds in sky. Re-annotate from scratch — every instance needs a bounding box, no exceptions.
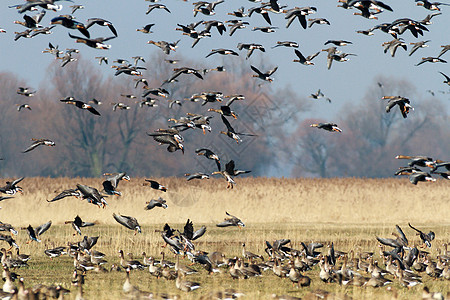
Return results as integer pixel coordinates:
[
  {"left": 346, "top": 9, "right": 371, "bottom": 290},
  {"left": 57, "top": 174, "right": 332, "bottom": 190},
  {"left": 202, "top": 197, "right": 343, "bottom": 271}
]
[{"left": 0, "top": 0, "right": 449, "bottom": 298}]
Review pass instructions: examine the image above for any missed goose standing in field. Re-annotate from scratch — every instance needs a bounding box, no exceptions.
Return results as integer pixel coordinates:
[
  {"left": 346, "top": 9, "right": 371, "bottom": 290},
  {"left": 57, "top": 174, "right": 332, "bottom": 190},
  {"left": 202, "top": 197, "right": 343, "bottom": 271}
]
[
  {"left": 145, "top": 197, "right": 168, "bottom": 210},
  {"left": 23, "top": 221, "right": 52, "bottom": 243},
  {"left": 113, "top": 214, "right": 141, "bottom": 235},
  {"left": 176, "top": 271, "right": 201, "bottom": 292},
  {"left": 0, "top": 177, "right": 25, "bottom": 195},
  {"left": 22, "top": 138, "right": 55, "bottom": 153},
  {"left": 216, "top": 212, "right": 245, "bottom": 228},
  {"left": 65, "top": 216, "right": 96, "bottom": 236},
  {"left": 382, "top": 96, "right": 413, "bottom": 118},
  {"left": 310, "top": 123, "right": 342, "bottom": 133}
]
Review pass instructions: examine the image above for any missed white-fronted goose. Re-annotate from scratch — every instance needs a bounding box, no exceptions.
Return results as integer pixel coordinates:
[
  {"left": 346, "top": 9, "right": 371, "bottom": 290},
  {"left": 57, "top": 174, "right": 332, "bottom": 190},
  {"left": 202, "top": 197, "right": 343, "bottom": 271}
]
[
  {"left": 382, "top": 96, "right": 413, "bottom": 118},
  {"left": 146, "top": 4, "right": 171, "bottom": 14},
  {"left": 415, "top": 56, "right": 447, "bottom": 66},
  {"left": 114, "top": 214, "right": 141, "bottom": 235},
  {"left": 23, "top": 221, "right": 51, "bottom": 243},
  {"left": 409, "top": 40, "right": 430, "bottom": 56},
  {"left": 65, "top": 215, "right": 95, "bottom": 236},
  {"left": 77, "top": 184, "right": 108, "bottom": 208},
  {"left": 22, "top": 138, "right": 55, "bottom": 153},
  {"left": 145, "top": 197, "right": 168, "bottom": 210},
  {"left": 143, "top": 179, "right": 167, "bottom": 191},
  {"left": 408, "top": 223, "right": 435, "bottom": 248},
  {"left": 137, "top": 24, "right": 155, "bottom": 34},
  {"left": 216, "top": 212, "right": 245, "bottom": 228},
  {"left": 60, "top": 97, "right": 101, "bottom": 116},
  {"left": 310, "top": 123, "right": 342, "bottom": 133},
  {"left": 185, "top": 172, "right": 210, "bottom": 181},
  {"left": 0, "top": 177, "right": 24, "bottom": 195},
  {"left": 293, "top": 49, "right": 320, "bottom": 65},
  {"left": 85, "top": 18, "right": 117, "bottom": 36}
]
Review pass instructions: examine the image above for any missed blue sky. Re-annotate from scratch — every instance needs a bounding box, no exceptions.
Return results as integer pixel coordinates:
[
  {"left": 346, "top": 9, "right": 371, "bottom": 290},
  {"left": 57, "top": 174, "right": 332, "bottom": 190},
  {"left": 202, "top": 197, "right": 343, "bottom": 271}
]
[{"left": 1, "top": 0, "right": 449, "bottom": 120}]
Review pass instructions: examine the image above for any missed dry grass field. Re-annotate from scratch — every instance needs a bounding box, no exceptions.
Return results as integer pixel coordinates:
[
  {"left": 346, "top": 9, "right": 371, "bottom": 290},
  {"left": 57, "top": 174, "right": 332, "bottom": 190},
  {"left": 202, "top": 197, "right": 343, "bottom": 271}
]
[{"left": 0, "top": 177, "right": 448, "bottom": 299}]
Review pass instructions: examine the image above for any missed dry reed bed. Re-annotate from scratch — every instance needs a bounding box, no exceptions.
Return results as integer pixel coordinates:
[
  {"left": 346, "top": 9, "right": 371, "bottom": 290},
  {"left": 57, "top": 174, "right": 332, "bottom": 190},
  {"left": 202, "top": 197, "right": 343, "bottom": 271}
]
[{"left": 1, "top": 177, "right": 448, "bottom": 226}]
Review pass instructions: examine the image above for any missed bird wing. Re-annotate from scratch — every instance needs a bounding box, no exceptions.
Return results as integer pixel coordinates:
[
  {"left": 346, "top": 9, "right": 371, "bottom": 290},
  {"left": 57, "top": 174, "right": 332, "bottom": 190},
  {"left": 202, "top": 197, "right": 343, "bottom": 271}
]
[
  {"left": 192, "top": 226, "right": 206, "bottom": 240},
  {"left": 47, "top": 189, "right": 78, "bottom": 202},
  {"left": 183, "top": 219, "right": 194, "bottom": 240},
  {"left": 376, "top": 237, "right": 399, "bottom": 248},
  {"left": 395, "top": 225, "right": 408, "bottom": 245},
  {"left": 85, "top": 105, "right": 101, "bottom": 116},
  {"left": 225, "top": 160, "right": 235, "bottom": 174},
  {"left": 11, "top": 177, "right": 25, "bottom": 187},
  {"left": 268, "top": 66, "right": 278, "bottom": 75},
  {"left": 36, "top": 220, "right": 52, "bottom": 236},
  {"left": 216, "top": 220, "right": 233, "bottom": 227},
  {"left": 250, "top": 65, "right": 263, "bottom": 76},
  {"left": 22, "top": 141, "right": 42, "bottom": 153},
  {"left": 294, "top": 49, "right": 306, "bottom": 63},
  {"left": 221, "top": 115, "right": 235, "bottom": 133}
]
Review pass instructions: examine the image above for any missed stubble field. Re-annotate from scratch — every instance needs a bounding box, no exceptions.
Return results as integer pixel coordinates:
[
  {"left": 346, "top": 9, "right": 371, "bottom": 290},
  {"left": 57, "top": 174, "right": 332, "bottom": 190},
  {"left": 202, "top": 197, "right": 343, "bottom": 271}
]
[{"left": 0, "top": 177, "right": 448, "bottom": 299}]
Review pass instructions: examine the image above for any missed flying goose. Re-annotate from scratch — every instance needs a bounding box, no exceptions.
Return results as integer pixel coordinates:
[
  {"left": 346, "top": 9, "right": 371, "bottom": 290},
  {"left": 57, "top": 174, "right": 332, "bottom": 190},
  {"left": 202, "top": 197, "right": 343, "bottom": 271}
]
[
  {"left": 185, "top": 173, "right": 210, "bottom": 181},
  {"left": 408, "top": 223, "right": 435, "bottom": 248},
  {"left": 220, "top": 115, "right": 257, "bottom": 143},
  {"left": 23, "top": 221, "right": 52, "bottom": 243},
  {"left": 250, "top": 65, "right": 278, "bottom": 82},
  {"left": 216, "top": 212, "right": 245, "bottom": 228},
  {"left": 47, "top": 189, "right": 81, "bottom": 202},
  {"left": 51, "top": 16, "right": 90, "bottom": 38},
  {"left": 65, "top": 215, "right": 95, "bottom": 236},
  {"left": 60, "top": 97, "right": 101, "bottom": 116},
  {"left": 113, "top": 214, "right": 141, "bottom": 234},
  {"left": 0, "top": 177, "right": 24, "bottom": 195},
  {"left": 382, "top": 96, "right": 413, "bottom": 118},
  {"left": 143, "top": 179, "right": 167, "bottom": 192},
  {"left": 85, "top": 18, "right": 117, "bottom": 36},
  {"left": 22, "top": 138, "right": 55, "bottom": 153},
  {"left": 310, "top": 123, "right": 342, "bottom": 133},
  {"left": 293, "top": 49, "right": 320, "bottom": 65},
  {"left": 76, "top": 184, "right": 108, "bottom": 208},
  {"left": 145, "top": 197, "right": 168, "bottom": 210}
]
